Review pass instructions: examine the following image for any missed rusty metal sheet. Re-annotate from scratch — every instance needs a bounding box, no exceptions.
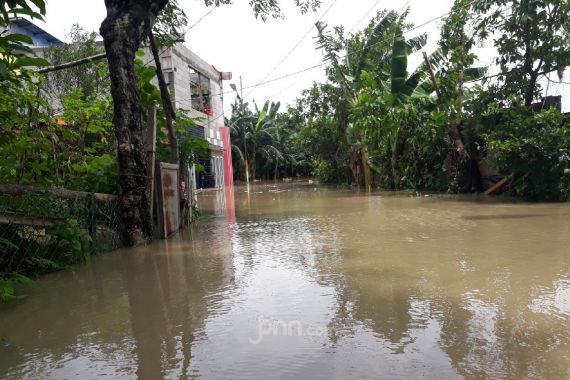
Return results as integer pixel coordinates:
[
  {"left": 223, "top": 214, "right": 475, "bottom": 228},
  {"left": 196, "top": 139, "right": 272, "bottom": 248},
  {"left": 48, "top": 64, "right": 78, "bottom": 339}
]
[{"left": 156, "top": 162, "right": 180, "bottom": 239}]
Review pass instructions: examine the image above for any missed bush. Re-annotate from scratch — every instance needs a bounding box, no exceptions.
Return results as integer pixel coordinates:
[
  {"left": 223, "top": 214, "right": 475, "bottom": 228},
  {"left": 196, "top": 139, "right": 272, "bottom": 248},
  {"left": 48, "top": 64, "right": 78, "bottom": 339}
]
[
  {"left": 482, "top": 108, "right": 570, "bottom": 201},
  {"left": 314, "top": 160, "right": 344, "bottom": 184},
  {"left": 0, "top": 192, "right": 119, "bottom": 302}
]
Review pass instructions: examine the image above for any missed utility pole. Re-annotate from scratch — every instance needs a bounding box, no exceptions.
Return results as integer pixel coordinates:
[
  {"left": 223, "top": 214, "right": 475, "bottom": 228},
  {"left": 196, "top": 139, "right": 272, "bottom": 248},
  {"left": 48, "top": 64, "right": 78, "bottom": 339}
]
[{"left": 240, "top": 76, "right": 250, "bottom": 193}]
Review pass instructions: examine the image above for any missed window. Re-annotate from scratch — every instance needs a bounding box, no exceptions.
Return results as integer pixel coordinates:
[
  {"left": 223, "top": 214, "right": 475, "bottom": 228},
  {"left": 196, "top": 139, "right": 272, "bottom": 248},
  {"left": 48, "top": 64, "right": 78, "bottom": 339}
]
[{"left": 189, "top": 67, "right": 211, "bottom": 114}]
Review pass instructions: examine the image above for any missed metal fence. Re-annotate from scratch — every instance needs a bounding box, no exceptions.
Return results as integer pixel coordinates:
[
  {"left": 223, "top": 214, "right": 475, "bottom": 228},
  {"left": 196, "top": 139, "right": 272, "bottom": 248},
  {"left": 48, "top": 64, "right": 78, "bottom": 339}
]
[{"left": 0, "top": 185, "right": 121, "bottom": 286}]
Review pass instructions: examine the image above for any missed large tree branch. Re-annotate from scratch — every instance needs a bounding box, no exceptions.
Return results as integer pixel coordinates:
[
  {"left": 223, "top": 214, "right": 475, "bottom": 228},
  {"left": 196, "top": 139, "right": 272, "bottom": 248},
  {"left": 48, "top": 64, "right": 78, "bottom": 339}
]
[
  {"left": 148, "top": 30, "right": 179, "bottom": 165},
  {"left": 37, "top": 53, "right": 107, "bottom": 74}
]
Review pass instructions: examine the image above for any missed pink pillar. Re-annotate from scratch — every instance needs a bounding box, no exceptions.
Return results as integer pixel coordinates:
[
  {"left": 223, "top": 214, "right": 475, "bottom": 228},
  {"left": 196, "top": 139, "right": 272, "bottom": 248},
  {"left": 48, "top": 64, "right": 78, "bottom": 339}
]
[{"left": 220, "top": 126, "right": 234, "bottom": 188}]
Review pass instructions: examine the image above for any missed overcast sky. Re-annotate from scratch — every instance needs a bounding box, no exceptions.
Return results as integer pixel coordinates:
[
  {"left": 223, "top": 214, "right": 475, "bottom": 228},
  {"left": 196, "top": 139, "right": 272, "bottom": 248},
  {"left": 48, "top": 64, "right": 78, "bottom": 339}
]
[{"left": 40, "top": 0, "right": 568, "bottom": 113}]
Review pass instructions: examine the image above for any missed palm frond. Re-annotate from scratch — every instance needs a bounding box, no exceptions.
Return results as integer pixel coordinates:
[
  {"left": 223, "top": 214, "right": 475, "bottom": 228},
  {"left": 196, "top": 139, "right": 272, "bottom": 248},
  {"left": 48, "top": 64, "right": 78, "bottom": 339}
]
[
  {"left": 405, "top": 33, "right": 427, "bottom": 55},
  {"left": 356, "top": 10, "right": 399, "bottom": 75},
  {"left": 390, "top": 27, "right": 408, "bottom": 96}
]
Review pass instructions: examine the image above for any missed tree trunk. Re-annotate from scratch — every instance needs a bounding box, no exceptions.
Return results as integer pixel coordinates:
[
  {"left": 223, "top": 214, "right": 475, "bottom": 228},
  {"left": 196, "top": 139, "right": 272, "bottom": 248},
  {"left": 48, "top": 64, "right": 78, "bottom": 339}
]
[
  {"left": 362, "top": 148, "right": 371, "bottom": 191},
  {"left": 391, "top": 150, "right": 399, "bottom": 190},
  {"left": 250, "top": 158, "right": 256, "bottom": 181},
  {"left": 524, "top": 71, "right": 539, "bottom": 107},
  {"left": 100, "top": 0, "right": 168, "bottom": 246}
]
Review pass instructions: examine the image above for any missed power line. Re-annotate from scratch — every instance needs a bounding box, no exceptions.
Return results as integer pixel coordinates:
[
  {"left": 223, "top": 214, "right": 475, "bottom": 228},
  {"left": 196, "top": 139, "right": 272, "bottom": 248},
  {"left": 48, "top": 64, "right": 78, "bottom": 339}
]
[
  {"left": 177, "top": 9, "right": 455, "bottom": 103},
  {"left": 244, "top": 0, "right": 341, "bottom": 99},
  {"left": 546, "top": 77, "right": 570, "bottom": 85},
  {"left": 348, "top": 0, "right": 382, "bottom": 34},
  {"left": 465, "top": 68, "right": 559, "bottom": 84},
  {"left": 143, "top": 6, "right": 217, "bottom": 67},
  {"left": 185, "top": 8, "right": 461, "bottom": 126},
  {"left": 187, "top": 7, "right": 216, "bottom": 32}
]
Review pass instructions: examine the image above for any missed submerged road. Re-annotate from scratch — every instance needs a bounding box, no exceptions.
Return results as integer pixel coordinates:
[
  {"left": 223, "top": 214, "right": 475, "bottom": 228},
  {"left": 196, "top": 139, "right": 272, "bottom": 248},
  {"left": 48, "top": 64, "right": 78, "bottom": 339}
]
[{"left": 1, "top": 183, "right": 570, "bottom": 379}]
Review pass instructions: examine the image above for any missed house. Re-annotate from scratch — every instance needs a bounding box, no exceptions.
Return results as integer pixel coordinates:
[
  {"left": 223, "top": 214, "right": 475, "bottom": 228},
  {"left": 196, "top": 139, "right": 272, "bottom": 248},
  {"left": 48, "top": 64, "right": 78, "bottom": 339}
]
[
  {"left": 141, "top": 43, "right": 233, "bottom": 189},
  {"left": 1, "top": 17, "right": 63, "bottom": 47}
]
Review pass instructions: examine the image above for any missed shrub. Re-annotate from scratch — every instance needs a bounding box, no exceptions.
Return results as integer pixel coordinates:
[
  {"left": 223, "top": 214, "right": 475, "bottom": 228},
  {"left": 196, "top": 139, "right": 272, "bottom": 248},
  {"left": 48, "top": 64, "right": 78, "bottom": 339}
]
[{"left": 482, "top": 108, "right": 570, "bottom": 201}]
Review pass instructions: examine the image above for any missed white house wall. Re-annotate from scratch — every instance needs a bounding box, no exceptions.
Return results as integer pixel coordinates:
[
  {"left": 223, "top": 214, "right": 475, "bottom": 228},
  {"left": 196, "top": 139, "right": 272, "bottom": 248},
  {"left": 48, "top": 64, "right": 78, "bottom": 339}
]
[{"left": 141, "top": 43, "right": 226, "bottom": 150}]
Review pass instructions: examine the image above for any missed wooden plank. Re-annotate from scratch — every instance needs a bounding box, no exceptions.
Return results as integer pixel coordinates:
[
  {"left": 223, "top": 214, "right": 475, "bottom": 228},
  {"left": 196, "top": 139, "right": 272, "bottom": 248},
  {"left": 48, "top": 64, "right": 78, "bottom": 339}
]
[
  {"left": 155, "top": 162, "right": 180, "bottom": 239},
  {"left": 0, "top": 184, "right": 117, "bottom": 202},
  {"left": 0, "top": 213, "right": 64, "bottom": 227},
  {"left": 484, "top": 176, "right": 510, "bottom": 196}
]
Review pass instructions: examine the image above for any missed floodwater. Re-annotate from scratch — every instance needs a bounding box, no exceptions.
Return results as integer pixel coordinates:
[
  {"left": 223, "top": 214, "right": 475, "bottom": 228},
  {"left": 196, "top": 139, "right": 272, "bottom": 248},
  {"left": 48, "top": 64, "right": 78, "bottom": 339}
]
[{"left": 1, "top": 183, "right": 570, "bottom": 379}]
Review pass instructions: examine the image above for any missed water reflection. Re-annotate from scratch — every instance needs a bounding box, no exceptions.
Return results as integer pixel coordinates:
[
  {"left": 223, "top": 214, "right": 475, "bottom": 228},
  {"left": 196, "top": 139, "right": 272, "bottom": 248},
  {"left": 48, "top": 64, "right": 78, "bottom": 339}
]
[{"left": 1, "top": 183, "right": 570, "bottom": 379}]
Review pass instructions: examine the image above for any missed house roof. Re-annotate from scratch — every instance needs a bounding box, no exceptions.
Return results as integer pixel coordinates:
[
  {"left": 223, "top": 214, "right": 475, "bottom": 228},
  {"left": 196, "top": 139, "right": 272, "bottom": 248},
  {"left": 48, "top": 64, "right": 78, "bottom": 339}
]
[{"left": 9, "top": 17, "right": 63, "bottom": 46}]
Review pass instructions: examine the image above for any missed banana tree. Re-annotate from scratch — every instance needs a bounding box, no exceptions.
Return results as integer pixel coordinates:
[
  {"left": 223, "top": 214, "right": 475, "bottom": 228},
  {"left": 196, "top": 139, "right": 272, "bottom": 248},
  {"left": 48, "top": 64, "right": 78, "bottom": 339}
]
[
  {"left": 356, "top": 24, "right": 487, "bottom": 189},
  {"left": 315, "top": 9, "right": 427, "bottom": 189},
  {"left": 229, "top": 99, "right": 284, "bottom": 181}
]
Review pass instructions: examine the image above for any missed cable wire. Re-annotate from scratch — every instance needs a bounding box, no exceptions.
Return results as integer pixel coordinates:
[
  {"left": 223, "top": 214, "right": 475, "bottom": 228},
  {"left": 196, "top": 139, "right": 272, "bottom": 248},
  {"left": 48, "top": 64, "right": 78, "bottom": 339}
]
[
  {"left": 244, "top": 0, "right": 341, "bottom": 99},
  {"left": 348, "top": 0, "right": 382, "bottom": 34},
  {"left": 177, "top": 9, "right": 455, "bottom": 104},
  {"left": 143, "top": 6, "right": 217, "bottom": 67}
]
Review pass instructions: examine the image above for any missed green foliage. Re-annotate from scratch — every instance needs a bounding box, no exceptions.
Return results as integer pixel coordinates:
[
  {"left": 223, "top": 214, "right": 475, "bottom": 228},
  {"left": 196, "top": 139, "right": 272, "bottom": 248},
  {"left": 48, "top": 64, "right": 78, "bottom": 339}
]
[
  {"left": 153, "top": 0, "right": 188, "bottom": 47},
  {"left": 0, "top": 0, "right": 45, "bottom": 22},
  {"left": 0, "top": 83, "right": 117, "bottom": 193},
  {"left": 0, "top": 191, "right": 120, "bottom": 302},
  {"left": 156, "top": 110, "right": 210, "bottom": 171},
  {"left": 314, "top": 160, "right": 343, "bottom": 184},
  {"left": 229, "top": 92, "right": 289, "bottom": 180},
  {"left": 135, "top": 54, "right": 162, "bottom": 107},
  {"left": 481, "top": 107, "right": 570, "bottom": 200},
  {"left": 469, "top": 0, "right": 570, "bottom": 106},
  {"left": 42, "top": 25, "right": 109, "bottom": 106},
  {"left": 0, "top": 0, "right": 49, "bottom": 83},
  {"left": 292, "top": 1, "right": 570, "bottom": 200},
  {"left": 203, "top": 0, "right": 321, "bottom": 20}
]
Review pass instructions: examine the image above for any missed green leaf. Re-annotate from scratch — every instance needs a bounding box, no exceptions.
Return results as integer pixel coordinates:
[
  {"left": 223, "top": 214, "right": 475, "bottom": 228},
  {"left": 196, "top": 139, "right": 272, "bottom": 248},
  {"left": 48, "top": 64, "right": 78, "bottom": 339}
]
[
  {"left": 3, "top": 33, "right": 33, "bottom": 45},
  {"left": 29, "top": 0, "right": 47, "bottom": 14},
  {"left": 406, "top": 33, "right": 427, "bottom": 54},
  {"left": 464, "top": 66, "right": 487, "bottom": 81},
  {"left": 256, "top": 101, "right": 270, "bottom": 130},
  {"left": 390, "top": 28, "right": 408, "bottom": 97},
  {"left": 9, "top": 7, "right": 44, "bottom": 21},
  {"left": 10, "top": 56, "right": 50, "bottom": 70},
  {"left": 356, "top": 10, "right": 399, "bottom": 75}
]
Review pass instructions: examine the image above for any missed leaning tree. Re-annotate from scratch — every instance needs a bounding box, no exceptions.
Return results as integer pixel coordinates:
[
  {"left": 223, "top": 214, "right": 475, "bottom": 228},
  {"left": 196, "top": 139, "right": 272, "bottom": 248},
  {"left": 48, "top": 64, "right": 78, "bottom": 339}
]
[{"left": 99, "top": 0, "right": 321, "bottom": 246}]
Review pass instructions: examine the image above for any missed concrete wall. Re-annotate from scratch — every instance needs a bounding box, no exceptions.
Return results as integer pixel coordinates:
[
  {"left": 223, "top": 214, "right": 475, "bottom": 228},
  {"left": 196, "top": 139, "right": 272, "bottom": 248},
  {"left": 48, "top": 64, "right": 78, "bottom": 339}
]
[{"left": 141, "top": 43, "right": 226, "bottom": 149}]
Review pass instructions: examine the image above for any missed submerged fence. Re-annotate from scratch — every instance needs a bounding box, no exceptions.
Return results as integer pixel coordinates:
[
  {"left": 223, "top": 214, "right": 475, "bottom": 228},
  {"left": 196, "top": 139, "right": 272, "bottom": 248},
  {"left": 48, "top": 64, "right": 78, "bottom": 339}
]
[{"left": 0, "top": 185, "right": 121, "bottom": 297}]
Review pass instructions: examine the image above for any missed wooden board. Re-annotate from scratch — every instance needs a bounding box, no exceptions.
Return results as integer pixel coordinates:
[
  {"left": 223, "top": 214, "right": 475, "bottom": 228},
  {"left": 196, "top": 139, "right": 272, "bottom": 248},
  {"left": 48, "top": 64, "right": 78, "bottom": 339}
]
[
  {"left": 484, "top": 175, "right": 512, "bottom": 196},
  {"left": 155, "top": 162, "right": 180, "bottom": 239}
]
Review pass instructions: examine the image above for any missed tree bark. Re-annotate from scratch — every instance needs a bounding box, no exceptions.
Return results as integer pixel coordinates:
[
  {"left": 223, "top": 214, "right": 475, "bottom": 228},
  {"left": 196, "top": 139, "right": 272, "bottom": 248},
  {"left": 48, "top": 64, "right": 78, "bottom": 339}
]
[
  {"left": 100, "top": 0, "right": 168, "bottom": 246},
  {"left": 524, "top": 71, "right": 539, "bottom": 108},
  {"left": 391, "top": 150, "right": 399, "bottom": 190},
  {"left": 362, "top": 148, "right": 371, "bottom": 191}
]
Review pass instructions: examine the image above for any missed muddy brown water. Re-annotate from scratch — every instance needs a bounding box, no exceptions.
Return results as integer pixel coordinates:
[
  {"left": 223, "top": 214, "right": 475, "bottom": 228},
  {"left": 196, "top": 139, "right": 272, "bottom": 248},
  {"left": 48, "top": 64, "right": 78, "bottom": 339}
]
[{"left": 1, "top": 183, "right": 570, "bottom": 379}]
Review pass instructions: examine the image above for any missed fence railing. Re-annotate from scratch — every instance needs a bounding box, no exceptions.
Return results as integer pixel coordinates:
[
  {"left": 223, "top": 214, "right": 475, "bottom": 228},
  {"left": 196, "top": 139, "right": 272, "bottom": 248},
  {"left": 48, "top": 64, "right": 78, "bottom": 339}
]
[{"left": 0, "top": 185, "right": 121, "bottom": 299}]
